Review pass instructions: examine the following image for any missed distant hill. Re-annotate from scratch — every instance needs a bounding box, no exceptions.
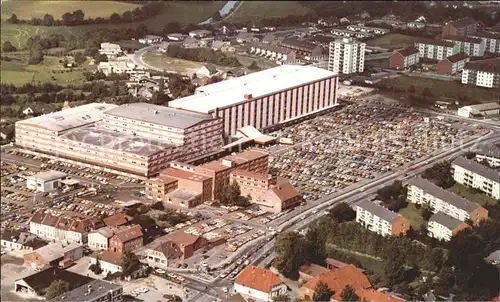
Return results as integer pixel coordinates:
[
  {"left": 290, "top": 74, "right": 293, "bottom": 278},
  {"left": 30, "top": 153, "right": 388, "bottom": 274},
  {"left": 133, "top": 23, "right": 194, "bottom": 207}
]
[{"left": 226, "top": 1, "right": 313, "bottom": 23}]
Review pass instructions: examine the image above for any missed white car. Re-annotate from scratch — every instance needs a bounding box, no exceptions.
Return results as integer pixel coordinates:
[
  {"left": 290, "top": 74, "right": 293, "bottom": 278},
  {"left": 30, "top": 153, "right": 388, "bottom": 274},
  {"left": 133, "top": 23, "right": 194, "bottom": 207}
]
[
  {"left": 155, "top": 268, "right": 166, "bottom": 274},
  {"left": 219, "top": 273, "right": 227, "bottom": 278},
  {"left": 222, "top": 287, "right": 229, "bottom": 293}
]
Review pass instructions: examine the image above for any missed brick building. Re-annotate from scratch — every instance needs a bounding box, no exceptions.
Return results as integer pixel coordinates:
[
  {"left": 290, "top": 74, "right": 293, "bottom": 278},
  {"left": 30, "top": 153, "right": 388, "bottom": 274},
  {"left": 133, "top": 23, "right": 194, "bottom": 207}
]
[
  {"left": 109, "top": 225, "right": 143, "bottom": 255},
  {"left": 389, "top": 46, "right": 420, "bottom": 70},
  {"left": 437, "top": 52, "right": 469, "bottom": 75},
  {"left": 442, "top": 17, "right": 481, "bottom": 37}
]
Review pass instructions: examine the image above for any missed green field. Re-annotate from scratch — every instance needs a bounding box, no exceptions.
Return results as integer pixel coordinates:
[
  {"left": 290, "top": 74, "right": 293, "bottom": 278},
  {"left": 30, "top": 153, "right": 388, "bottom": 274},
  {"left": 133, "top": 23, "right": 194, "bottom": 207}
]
[
  {"left": 227, "top": 1, "right": 312, "bottom": 23},
  {"left": 1, "top": 56, "right": 91, "bottom": 86},
  {"left": 1, "top": 2, "right": 224, "bottom": 49},
  {"left": 1, "top": 0, "right": 141, "bottom": 20},
  {"left": 142, "top": 51, "right": 204, "bottom": 75},
  {"left": 366, "top": 33, "right": 420, "bottom": 50},
  {"left": 399, "top": 203, "right": 425, "bottom": 229},
  {"left": 231, "top": 53, "right": 279, "bottom": 70},
  {"left": 450, "top": 183, "right": 498, "bottom": 206},
  {"left": 381, "top": 75, "right": 500, "bottom": 104}
]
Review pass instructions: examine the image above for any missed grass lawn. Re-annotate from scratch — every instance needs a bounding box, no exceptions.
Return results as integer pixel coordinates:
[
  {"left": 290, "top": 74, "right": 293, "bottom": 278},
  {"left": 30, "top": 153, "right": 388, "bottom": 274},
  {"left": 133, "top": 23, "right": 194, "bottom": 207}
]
[
  {"left": 450, "top": 183, "right": 498, "bottom": 206},
  {"left": 232, "top": 53, "right": 278, "bottom": 70},
  {"left": 380, "top": 75, "right": 500, "bottom": 104},
  {"left": 1, "top": 56, "right": 91, "bottom": 86},
  {"left": 366, "top": 33, "right": 420, "bottom": 50},
  {"left": 1, "top": 2, "right": 224, "bottom": 48},
  {"left": 399, "top": 203, "right": 425, "bottom": 229},
  {"left": 142, "top": 51, "right": 204, "bottom": 75},
  {"left": 1, "top": 0, "right": 141, "bottom": 20},
  {"left": 227, "top": 1, "right": 312, "bottom": 23},
  {"left": 327, "top": 245, "right": 384, "bottom": 274}
]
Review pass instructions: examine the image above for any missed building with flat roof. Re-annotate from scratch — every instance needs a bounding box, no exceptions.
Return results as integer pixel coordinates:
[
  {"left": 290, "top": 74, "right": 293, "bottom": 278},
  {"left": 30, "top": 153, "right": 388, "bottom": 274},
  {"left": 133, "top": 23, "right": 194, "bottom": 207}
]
[
  {"left": 98, "top": 42, "right": 122, "bottom": 58},
  {"left": 457, "top": 102, "right": 500, "bottom": 117},
  {"left": 48, "top": 279, "right": 123, "bottom": 302},
  {"left": 475, "top": 143, "right": 500, "bottom": 168},
  {"left": 452, "top": 156, "right": 500, "bottom": 200},
  {"left": 347, "top": 24, "right": 390, "bottom": 35},
  {"left": 26, "top": 170, "right": 67, "bottom": 192},
  {"left": 23, "top": 242, "right": 83, "bottom": 270},
  {"left": 461, "top": 58, "right": 500, "bottom": 88},
  {"left": 329, "top": 38, "right": 365, "bottom": 74},
  {"left": 355, "top": 200, "right": 410, "bottom": 237},
  {"left": 169, "top": 65, "right": 339, "bottom": 136},
  {"left": 428, "top": 212, "right": 469, "bottom": 242},
  {"left": 16, "top": 103, "right": 224, "bottom": 177},
  {"left": 407, "top": 177, "right": 489, "bottom": 224},
  {"left": 97, "top": 61, "right": 140, "bottom": 76}
]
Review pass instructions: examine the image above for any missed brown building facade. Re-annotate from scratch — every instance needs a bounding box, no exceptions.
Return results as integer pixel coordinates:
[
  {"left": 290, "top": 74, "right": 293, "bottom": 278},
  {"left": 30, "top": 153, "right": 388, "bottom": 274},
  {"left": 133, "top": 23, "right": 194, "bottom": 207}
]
[
  {"left": 436, "top": 52, "right": 469, "bottom": 75},
  {"left": 389, "top": 46, "right": 420, "bottom": 70},
  {"left": 109, "top": 225, "right": 143, "bottom": 255},
  {"left": 442, "top": 17, "right": 480, "bottom": 37}
]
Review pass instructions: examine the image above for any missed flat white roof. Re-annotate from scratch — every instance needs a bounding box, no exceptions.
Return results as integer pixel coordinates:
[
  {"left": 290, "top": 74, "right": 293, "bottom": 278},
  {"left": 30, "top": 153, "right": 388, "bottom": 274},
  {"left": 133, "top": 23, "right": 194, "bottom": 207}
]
[
  {"left": 31, "top": 170, "right": 67, "bottom": 182},
  {"left": 16, "top": 103, "right": 117, "bottom": 133},
  {"left": 169, "top": 65, "right": 337, "bottom": 113},
  {"left": 461, "top": 102, "right": 500, "bottom": 112}
]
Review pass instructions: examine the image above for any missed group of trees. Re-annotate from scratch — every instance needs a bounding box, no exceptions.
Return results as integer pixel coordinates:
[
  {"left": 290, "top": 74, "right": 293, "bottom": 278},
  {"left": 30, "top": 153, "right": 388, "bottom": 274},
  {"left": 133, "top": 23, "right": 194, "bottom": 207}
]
[
  {"left": 215, "top": 181, "right": 251, "bottom": 207},
  {"left": 6, "top": 3, "right": 163, "bottom": 27},
  {"left": 157, "top": 209, "right": 189, "bottom": 227},
  {"left": 89, "top": 258, "right": 103, "bottom": 275},
  {"left": 376, "top": 180, "right": 408, "bottom": 211},
  {"left": 45, "top": 280, "right": 70, "bottom": 300},
  {"left": 166, "top": 44, "right": 241, "bottom": 67},
  {"left": 421, "top": 160, "right": 455, "bottom": 189}
]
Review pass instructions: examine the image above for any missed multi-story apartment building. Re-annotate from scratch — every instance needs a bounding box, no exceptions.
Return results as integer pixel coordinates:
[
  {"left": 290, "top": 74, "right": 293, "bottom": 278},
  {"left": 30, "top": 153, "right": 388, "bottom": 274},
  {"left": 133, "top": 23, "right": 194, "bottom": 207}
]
[
  {"left": 427, "top": 212, "right": 469, "bottom": 242},
  {"left": 414, "top": 39, "right": 459, "bottom": 60},
  {"left": 169, "top": 65, "right": 339, "bottom": 136},
  {"left": 461, "top": 58, "right": 500, "bottom": 88},
  {"left": 452, "top": 156, "right": 500, "bottom": 200},
  {"left": 355, "top": 200, "right": 410, "bottom": 237},
  {"left": 29, "top": 212, "right": 105, "bottom": 244},
  {"left": 98, "top": 42, "right": 122, "bottom": 58},
  {"left": 389, "top": 46, "right": 420, "bottom": 70},
  {"left": 443, "top": 35, "right": 486, "bottom": 57},
  {"left": 475, "top": 143, "right": 500, "bottom": 168},
  {"left": 441, "top": 17, "right": 480, "bottom": 37},
  {"left": 230, "top": 169, "right": 275, "bottom": 201},
  {"left": 328, "top": 38, "right": 365, "bottom": 74},
  {"left": 470, "top": 31, "right": 500, "bottom": 54},
  {"left": 407, "top": 177, "right": 489, "bottom": 224},
  {"left": 109, "top": 225, "right": 143, "bottom": 255},
  {"left": 16, "top": 103, "right": 224, "bottom": 177},
  {"left": 48, "top": 280, "right": 123, "bottom": 302},
  {"left": 437, "top": 52, "right": 469, "bottom": 75}
]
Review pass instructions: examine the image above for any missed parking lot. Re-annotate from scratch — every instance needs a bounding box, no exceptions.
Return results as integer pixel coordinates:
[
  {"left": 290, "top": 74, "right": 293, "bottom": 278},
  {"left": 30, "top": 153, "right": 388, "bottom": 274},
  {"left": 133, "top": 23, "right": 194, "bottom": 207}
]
[{"left": 267, "top": 98, "right": 485, "bottom": 201}]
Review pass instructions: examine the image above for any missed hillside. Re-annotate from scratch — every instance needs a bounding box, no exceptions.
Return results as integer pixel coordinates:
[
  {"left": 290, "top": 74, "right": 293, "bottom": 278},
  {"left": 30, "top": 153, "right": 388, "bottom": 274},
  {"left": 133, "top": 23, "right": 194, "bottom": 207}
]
[
  {"left": 1, "top": 0, "right": 142, "bottom": 20},
  {"left": 226, "top": 1, "right": 312, "bottom": 23}
]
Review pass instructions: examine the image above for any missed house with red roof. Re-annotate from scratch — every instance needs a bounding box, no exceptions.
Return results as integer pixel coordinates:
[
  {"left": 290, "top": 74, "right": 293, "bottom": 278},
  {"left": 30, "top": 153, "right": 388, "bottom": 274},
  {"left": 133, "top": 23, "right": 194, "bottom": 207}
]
[{"left": 234, "top": 266, "right": 287, "bottom": 301}]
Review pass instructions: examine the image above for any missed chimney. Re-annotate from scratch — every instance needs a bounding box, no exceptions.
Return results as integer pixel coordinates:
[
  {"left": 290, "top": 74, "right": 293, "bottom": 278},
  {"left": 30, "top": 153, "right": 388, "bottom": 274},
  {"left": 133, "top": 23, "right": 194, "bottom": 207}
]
[{"left": 244, "top": 93, "right": 253, "bottom": 100}]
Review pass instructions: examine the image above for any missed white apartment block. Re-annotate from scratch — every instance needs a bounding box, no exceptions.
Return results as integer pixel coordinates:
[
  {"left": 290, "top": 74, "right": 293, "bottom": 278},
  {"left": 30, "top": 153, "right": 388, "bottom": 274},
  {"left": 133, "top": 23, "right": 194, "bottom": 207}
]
[
  {"left": 475, "top": 143, "right": 500, "bottom": 168},
  {"left": 346, "top": 24, "right": 389, "bottom": 35},
  {"left": 443, "top": 36, "right": 486, "bottom": 57},
  {"left": 328, "top": 38, "right": 365, "bottom": 74},
  {"left": 414, "top": 40, "right": 459, "bottom": 60},
  {"left": 407, "top": 178, "right": 488, "bottom": 223},
  {"left": 461, "top": 59, "right": 500, "bottom": 88},
  {"left": 470, "top": 31, "right": 500, "bottom": 54},
  {"left": 355, "top": 200, "right": 409, "bottom": 237},
  {"left": 97, "top": 61, "right": 139, "bottom": 76},
  {"left": 452, "top": 156, "right": 500, "bottom": 200},
  {"left": 427, "top": 212, "right": 469, "bottom": 242},
  {"left": 98, "top": 42, "right": 122, "bottom": 58}
]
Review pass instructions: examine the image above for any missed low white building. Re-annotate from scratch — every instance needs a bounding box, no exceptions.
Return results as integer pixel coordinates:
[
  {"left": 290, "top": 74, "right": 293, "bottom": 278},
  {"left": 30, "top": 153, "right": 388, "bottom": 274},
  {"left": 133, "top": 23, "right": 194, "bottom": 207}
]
[
  {"left": 26, "top": 170, "right": 67, "bottom": 193},
  {"left": 234, "top": 265, "right": 287, "bottom": 301},
  {"left": 189, "top": 29, "right": 213, "bottom": 38},
  {"left": 406, "top": 177, "right": 489, "bottom": 224},
  {"left": 98, "top": 42, "right": 122, "bottom": 58},
  {"left": 427, "top": 212, "right": 469, "bottom": 242},
  {"left": 452, "top": 156, "right": 500, "bottom": 200},
  {"left": 195, "top": 64, "right": 219, "bottom": 78},
  {"left": 89, "top": 250, "right": 123, "bottom": 275},
  {"left": 347, "top": 24, "right": 389, "bottom": 35},
  {"left": 138, "top": 35, "right": 163, "bottom": 44},
  {"left": 1, "top": 230, "right": 47, "bottom": 252},
  {"left": 88, "top": 227, "right": 115, "bottom": 251},
  {"left": 97, "top": 61, "right": 139, "bottom": 76},
  {"left": 457, "top": 102, "right": 500, "bottom": 118}
]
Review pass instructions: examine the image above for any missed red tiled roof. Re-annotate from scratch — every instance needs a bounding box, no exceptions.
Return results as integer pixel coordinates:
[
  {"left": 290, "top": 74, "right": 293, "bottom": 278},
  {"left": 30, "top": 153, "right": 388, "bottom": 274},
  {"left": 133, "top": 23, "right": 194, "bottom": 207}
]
[
  {"left": 235, "top": 266, "right": 284, "bottom": 293},
  {"left": 230, "top": 169, "right": 269, "bottom": 181},
  {"left": 358, "top": 289, "right": 405, "bottom": 302},
  {"left": 165, "top": 230, "right": 201, "bottom": 247},
  {"left": 303, "top": 265, "right": 371, "bottom": 301},
  {"left": 269, "top": 181, "right": 301, "bottom": 202},
  {"left": 103, "top": 213, "right": 132, "bottom": 227},
  {"left": 112, "top": 224, "right": 143, "bottom": 243}
]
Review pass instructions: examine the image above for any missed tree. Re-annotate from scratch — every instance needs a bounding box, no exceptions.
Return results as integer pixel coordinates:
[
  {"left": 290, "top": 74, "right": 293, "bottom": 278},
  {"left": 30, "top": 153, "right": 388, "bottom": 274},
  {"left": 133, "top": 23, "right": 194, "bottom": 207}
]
[
  {"left": 45, "top": 280, "right": 70, "bottom": 299},
  {"left": 422, "top": 161, "right": 454, "bottom": 189},
  {"left": 151, "top": 201, "right": 164, "bottom": 210},
  {"left": 407, "top": 85, "right": 416, "bottom": 94},
  {"left": 215, "top": 180, "right": 250, "bottom": 207},
  {"left": 305, "top": 228, "right": 326, "bottom": 266},
  {"left": 383, "top": 257, "right": 406, "bottom": 287},
  {"left": 340, "top": 285, "right": 360, "bottom": 302},
  {"left": 273, "top": 294, "right": 291, "bottom": 302},
  {"left": 122, "top": 252, "right": 141, "bottom": 278},
  {"left": 42, "top": 14, "right": 55, "bottom": 26},
  {"left": 7, "top": 13, "right": 19, "bottom": 24},
  {"left": 328, "top": 202, "right": 356, "bottom": 222},
  {"left": 28, "top": 43, "right": 44, "bottom": 65},
  {"left": 110, "top": 13, "right": 122, "bottom": 24},
  {"left": 74, "top": 52, "right": 86, "bottom": 65},
  {"left": 275, "top": 232, "right": 309, "bottom": 280},
  {"left": 420, "top": 205, "right": 433, "bottom": 221},
  {"left": 3, "top": 41, "right": 17, "bottom": 52},
  {"left": 89, "top": 258, "right": 103, "bottom": 275},
  {"left": 313, "top": 281, "right": 334, "bottom": 301}
]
